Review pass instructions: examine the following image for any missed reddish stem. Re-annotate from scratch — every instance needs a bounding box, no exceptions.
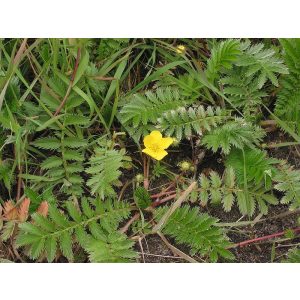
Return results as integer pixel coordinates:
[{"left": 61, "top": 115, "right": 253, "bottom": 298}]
[
  {"left": 143, "top": 155, "right": 149, "bottom": 190},
  {"left": 234, "top": 227, "right": 300, "bottom": 248},
  {"left": 120, "top": 212, "right": 140, "bottom": 233},
  {"left": 150, "top": 187, "right": 175, "bottom": 199},
  {"left": 151, "top": 192, "right": 177, "bottom": 207},
  {"left": 53, "top": 47, "right": 81, "bottom": 116}
]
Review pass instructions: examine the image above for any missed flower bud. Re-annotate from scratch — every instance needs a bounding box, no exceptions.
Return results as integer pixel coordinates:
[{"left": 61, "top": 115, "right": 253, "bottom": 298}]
[
  {"left": 178, "top": 161, "right": 191, "bottom": 172},
  {"left": 189, "top": 166, "right": 195, "bottom": 172},
  {"left": 135, "top": 173, "right": 144, "bottom": 183}
]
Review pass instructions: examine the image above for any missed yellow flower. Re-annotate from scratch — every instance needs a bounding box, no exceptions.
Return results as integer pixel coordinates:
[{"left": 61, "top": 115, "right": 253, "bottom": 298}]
[
  {"left": 142, "top": 131, "right": 173, "bottom": 160},
  {"left": 176, "top": 45, "right": 186, "bottom": 54}
]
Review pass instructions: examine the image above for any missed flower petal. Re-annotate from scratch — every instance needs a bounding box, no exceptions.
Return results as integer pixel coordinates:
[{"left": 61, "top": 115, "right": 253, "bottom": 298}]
[
  {"left": 153, "top": 150, "right": 168, "bottom": 160},
  {"left": 150, "top": 130, "right": 162, "bottom": 140},
  {"left": 160, "top": 137, "right": 173, "bottom": 149},
  {"left": 143, "top": 134, "right": 154, "bottom": 148},
  {"left": 142, "top": 148, "right": 168, "bottom": 161},
  {"left": 142, "top": 148, "right": 156, "bottom": 159}
]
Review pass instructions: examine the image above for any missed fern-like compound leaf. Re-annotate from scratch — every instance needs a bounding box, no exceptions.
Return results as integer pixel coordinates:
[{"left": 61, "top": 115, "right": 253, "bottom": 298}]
[
  {"left": 157, "top": 105, "right": 228, "bottom": 140},
  {"left": 85, "top": 233, "right": 137, "bottom": 263},
  {"left": 199, "top": 167, "right": 278, "bottom": 216},
  {"left": 118, "top": 87, "right": 196, "bottom": 140},
  {"left": 154, "top": 205, "right": 234, "bottom": 262},
  {"left": 274, "top": 162, "right": 300, "bottom": 210},
  {"left": 236, "top": 41, "right": 288, "bottom": 89},
  {"left": 202, "top": 119, "right": 265, "bottom": 154},
  {"left": 16, "top": 199, "right": 132, "bottom": 262},
  {"left": 206, "top": 39, "right": 241, "bottom": 82},
  {"left": 86, "top": 147, "right": 131, "bottom": 199}
]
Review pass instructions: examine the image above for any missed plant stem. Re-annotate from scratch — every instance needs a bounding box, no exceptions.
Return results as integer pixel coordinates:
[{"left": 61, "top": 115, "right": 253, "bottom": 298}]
[
  {"left": 217, "top": 208, "right": 300, "bottom": 228},
  {"left": 228, "top": 227, "right": 300, "bottom": 249},
  {"left": 157, "top": 231, "right": 198, "bottom": 263},
  {"left": 143, "top": 155, "right": 150, "bottom": 190},
  {"left": 16, "top": 165, "right": 23, "bottom": 201},
  {"left": 119, "top": 212, "right": 140, "bottom": 234},
  {"left": 151, "top": 192, "right": 177, "bottom": 207},
  {"left": 152, "top": 181, "right": 197, "bottom": 233},
  {"left": 53, "top": 47, "right": 81, "bottom": 116}
]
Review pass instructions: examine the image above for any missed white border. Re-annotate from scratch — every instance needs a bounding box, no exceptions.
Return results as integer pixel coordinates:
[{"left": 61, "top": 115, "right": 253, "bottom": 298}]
[
  {"left": 0, "top": 263, "right": 299, "bottom": 299},
  {"left": 0, "top": 0, "right": 300, "bottom": 37},
  {"left": 1, "top": 1, "right": 300, "bottom": 299}
]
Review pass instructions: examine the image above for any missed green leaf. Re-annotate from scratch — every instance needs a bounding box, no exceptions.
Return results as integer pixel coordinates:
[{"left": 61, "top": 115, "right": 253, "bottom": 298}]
[
  {"left": 63, "top": 137, "right": 87, "bottom": 148},
  {"left": 64, "top": 114, "right": 90, "bottom": 126},
  {"left": 73, "top": 49, "right": 89, "bottom": 86},
  {"left": 154, "top": 205, "right": 234, "bottom": 262},
  {"left": 134, "top": 187, "right": 152, "bottom": 209},
  {"left": 158, "top": 105, "right": 228, "bottom": 141},
  {"left": 45, "top": 236, "right": 57, "bottom": 262},
  {"left": 84, "top": 233, "right": 137, "bottom": 263},
  {"left": 59, "top": 231, "right": 73, "bottom": 261},
  {"left": 41, "top": 156, "right": 63, "bottom": 170},
  {"left": 32, "top": 137, "right": 60, "bottom": 150}
]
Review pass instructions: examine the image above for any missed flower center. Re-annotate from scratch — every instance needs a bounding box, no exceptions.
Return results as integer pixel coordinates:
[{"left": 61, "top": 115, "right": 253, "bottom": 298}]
[{"left": 150, "top": 143, "right": 161, "bottom": 153}]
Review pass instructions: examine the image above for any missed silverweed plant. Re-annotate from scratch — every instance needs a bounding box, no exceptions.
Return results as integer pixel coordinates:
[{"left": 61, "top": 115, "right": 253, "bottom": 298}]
[{"left": 1, "top": 38, "right": 300, "bottom": 263}]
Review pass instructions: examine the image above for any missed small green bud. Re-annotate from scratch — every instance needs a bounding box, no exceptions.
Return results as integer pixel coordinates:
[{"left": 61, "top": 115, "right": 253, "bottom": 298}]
[
  {"left": 178, "top": 161, "right": 191, "bottom": 172},
  {"left": 135, "top": 173, "right": 144, "bottom": 183},
  {"left": 189, "top": 166, "right": 195, "bottom": 172}
]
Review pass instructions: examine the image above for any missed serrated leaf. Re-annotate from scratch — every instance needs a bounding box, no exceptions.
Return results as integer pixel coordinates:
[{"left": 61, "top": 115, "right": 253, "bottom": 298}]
[
  {"left": 45, "top": 236, "right": 57, "bottom": 262},
  {"left": 64, "top": 114, "right": 90, "bottom": 126},
  {"left": 223, "top": 193, "right": 234, "bottom": 212},
  {"left": 32, "top": 137, "right": 60, "bottom": 150},
  {"left": 134, "top": 187, "right": 151, "bottom": 209},
  {"left": 41, "top": 156, "right": 63, "bottom": 170}
]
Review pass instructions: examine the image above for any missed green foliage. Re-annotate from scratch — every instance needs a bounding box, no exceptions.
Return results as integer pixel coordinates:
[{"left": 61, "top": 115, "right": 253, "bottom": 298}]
[
  {"left": 40, "top": 76, "right": 83, "bottom": 113},
  {"left": 279, "top": 38, "right": 300, "bottom": 73},
  {"left": 205, "top": 39, "right": 287, "bottom": 91},
  {"left": 16, "top": 199, "right": 133, "bottom": 262},
  {"left": 154, "top": 205, "right": 234, "bottom": 262},
  {"left": 3, "top": 76, "right": 21, "bottom": 113},
  {"left": 97, "top": 38, "right": 130, "bottom": 60},
  {"left": 274, "top": 162, "right": 300, "bottom": 210},
  {"left": 152, "top": 161, "right": 171, "bottom": 179},
  {"left": 199, "top": 168, "right": 235, "bottom": 211},
  {"left": 275, "top": 39, "right": 300, "bottom": 133},
  {"left": 119, "top": 87, "right": 196, "bottom": 140},
  {"left": 0, "top": 160, "right": 14, "bottom": 192},
  {"left": 284, "top": 247, "right": 300, "bottom": 263},
  {"left": 2, "top": 38, "right": 300, "bottom": 263},
  {"left": 1, "top": 221, "right": 17, "bottom": 242},
  {"left": 199, "top": 168, "right": 278, "bottom": 216},
  {"left": 225, "top": 147, "right": 279, "bottom": 186},
  {"left": 236, "top": 41, "right": 288, "bottom": 89},
  {"left": 134, "top": 187, "right": 151, "bottom": 209},
  {"left": 206, "top": 39, "right": 241, "bottom": 82},
  {"left": 157, "top": 105, "right": 228, "bottom": 141},
  {"left": 221, "top": 67, "right": 267, "bottom": 113},
  {"left": 26, "top": 134, "right": 86, "bottom": 197},
  {"left": 86, "top": 234, "right": 137, "bottom": 263},
  {"left": 156, "top": 73, "right": 203, "bottom": 98},
  {"left": 86, "top": 147, "right": 131, "bottom": 199},
  {"left": 85, "top": 63, "right": 108, "bottom": 96},
  {"left": 202, "top": 119, "right": 265, "bottom": 154},
  {"left": 275, "top": 73, "right": 300, "bottom": 133}
]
